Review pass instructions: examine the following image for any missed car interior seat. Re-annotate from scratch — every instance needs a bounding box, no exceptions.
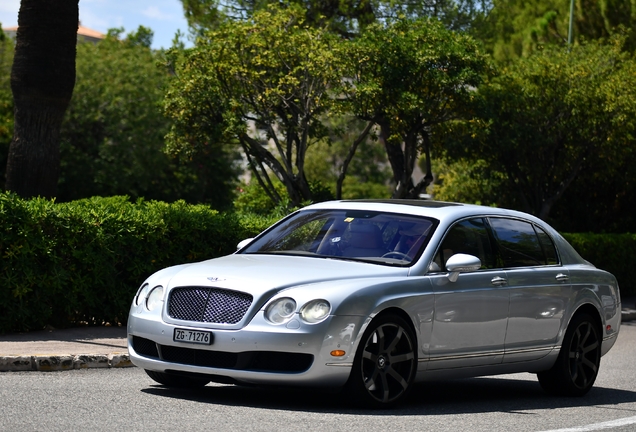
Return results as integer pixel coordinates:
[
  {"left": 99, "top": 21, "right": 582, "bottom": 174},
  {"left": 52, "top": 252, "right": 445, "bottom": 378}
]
[{"left": 342, "top": 223, "right": 387, "bottom": 258}]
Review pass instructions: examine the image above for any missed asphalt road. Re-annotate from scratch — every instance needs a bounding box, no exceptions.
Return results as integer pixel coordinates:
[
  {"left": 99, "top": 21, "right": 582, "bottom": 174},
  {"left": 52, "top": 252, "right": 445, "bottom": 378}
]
[{"left": 2, "top": 321, "right": 635, "bottom": 432}]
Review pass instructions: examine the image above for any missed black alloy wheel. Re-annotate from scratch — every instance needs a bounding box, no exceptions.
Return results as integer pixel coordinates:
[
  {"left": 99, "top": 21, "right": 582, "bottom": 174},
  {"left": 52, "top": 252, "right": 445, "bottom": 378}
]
[
  {"left": 537, "top": 313, "right": 601, "bottom": 396},
  {"left": 345, "top": 314, "right": 417, "bottom": 408}
]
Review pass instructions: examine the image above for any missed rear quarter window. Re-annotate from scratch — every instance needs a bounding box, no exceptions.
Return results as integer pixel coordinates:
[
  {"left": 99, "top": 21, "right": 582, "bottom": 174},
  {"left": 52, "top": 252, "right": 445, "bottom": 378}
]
[{"left": 535, "top": 226, "right": 559, "bottom": 265}]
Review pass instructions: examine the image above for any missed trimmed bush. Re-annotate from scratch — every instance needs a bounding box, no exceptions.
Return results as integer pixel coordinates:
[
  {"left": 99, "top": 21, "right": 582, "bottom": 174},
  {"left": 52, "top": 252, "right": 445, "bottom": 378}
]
[
  {"left": 0, "top": 193, "right": 266, "bottom": 333},
  {"left": 563, "top": 232, "right": 635, "bottom": 298}
]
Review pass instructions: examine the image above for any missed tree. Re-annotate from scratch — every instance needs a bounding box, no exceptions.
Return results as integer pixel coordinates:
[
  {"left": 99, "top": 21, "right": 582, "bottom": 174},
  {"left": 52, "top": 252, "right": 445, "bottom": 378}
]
[
  {"left": 304, "top": 116, "right": 392, "bottom": 199},
  {"left": 174, "top": 1, "right": 493, "bottom": 205},
  {"left": 57, "top": 27, "right": 240, "bottom": 209},
  {"left": 163, "top": 5, "right": 343, "bottom": 207},
  {"left": 59, "top": 27, "right": 166, "bottom": 202},
  {"left": 180, "top": 0, "right": 225, "bottom": 32},
  {"left": 340, "top": 18, "right": 490, "bottom": 199},
  {"left": 428, "top": 157, "right": 508, "bottom": 205},
  {"left": 179, "top": 0, "right": 373, "bottom": 35},
  {"left": 476, "top": 0, "right": 636, "bottom": 62},
  {"left": 180, "top": 0, "right": 493, "bottom": 37},
  {"left": 5, "top": 0, "right": 79, "bottom": 198},
  {"left": 0, "top": 28, "right": 15, "bottom": 191},
  {"left": 372, "top": 0, "right": 492, "bottom": 33},
  {"left": 440, "top": 37, "right": 636, "bottom": 221},
  {"left": 548, "top": 38, "right": 636, "bottom": 232}
]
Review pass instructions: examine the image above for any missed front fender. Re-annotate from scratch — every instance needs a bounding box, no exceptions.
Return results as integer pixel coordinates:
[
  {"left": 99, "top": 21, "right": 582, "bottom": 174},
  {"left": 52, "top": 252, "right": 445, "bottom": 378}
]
[{"left": 277, "top": 276, "right": 435, "bottom": 365}]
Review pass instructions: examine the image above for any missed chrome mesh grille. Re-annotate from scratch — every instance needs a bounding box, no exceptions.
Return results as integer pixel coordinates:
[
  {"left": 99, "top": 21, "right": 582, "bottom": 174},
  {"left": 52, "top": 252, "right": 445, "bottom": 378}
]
[{"left": 168, "top": 287, "right": 253, "bottom": 324}]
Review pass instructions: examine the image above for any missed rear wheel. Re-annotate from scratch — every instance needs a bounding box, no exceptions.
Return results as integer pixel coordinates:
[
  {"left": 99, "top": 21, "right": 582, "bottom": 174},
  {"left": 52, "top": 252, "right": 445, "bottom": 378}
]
[
  {"left": 145, "top": 370, "right": 210, "bottom": 388},
  {"left": 344, "top": 314, "right": 417, "bottom": 408},
  {"left": 537, "top": 313, "right": 601, "bottom": 396}
]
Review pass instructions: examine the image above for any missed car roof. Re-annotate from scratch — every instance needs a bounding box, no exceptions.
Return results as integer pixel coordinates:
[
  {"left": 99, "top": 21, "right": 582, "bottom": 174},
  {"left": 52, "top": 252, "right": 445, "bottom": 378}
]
[{"left": 303, "top": 199, "right": 538, "bottom": 224}]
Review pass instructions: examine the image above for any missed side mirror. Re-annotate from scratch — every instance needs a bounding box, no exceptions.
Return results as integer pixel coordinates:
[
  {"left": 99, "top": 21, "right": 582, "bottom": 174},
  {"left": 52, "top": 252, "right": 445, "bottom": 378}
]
[
  {"left": 446, "top": 253, "right": 481, "bottom": 282},
  {"left": 236, "top": 238, "right": 254, "bottom": 250}
]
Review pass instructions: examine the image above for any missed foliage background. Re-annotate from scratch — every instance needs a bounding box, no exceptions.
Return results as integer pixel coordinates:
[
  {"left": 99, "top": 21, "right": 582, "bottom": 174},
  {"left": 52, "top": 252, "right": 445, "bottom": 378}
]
[
  {"left": 1, "top": 26, "right": 242, "bottom": 210},
  {"left": 3, "top": 2, "right": 635, "bottom": 230},
  {"left": 433, "top": 36, "right": 636, "bottom": 231}
]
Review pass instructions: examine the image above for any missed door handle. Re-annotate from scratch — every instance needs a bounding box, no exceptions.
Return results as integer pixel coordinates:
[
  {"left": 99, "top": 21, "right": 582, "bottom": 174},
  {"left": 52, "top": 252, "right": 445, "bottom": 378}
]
[
  {"left": 491, "top": 276, "right": 507, "bottom": 286},
  {"left": 556, "top": 273, "right": 569, "bottom": 282}
]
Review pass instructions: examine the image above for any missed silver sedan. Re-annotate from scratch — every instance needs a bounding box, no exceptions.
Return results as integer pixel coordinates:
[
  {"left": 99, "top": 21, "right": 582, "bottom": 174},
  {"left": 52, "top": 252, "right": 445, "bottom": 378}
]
[{"left": 128, "top": 200, "right": 621, "bottom": 407}]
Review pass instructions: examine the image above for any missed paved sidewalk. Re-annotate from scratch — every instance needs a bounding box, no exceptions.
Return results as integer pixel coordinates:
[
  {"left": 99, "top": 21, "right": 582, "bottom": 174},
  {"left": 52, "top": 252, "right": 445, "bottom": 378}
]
[
  {"left": 0, "top": 325, "right": 131, "bottom": 372},
  {"left": 1, "top": 298, "right": 635, "bottom": 373}
]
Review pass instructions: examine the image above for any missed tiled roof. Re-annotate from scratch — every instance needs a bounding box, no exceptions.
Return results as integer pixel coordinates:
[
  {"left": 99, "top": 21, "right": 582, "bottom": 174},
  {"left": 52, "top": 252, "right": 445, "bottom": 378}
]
[
  {"left": 77, "top": 25, "right": 105, "bottom": 40},
  {"left": 2, "top": 24, "right": 105, "bottom": 42}
]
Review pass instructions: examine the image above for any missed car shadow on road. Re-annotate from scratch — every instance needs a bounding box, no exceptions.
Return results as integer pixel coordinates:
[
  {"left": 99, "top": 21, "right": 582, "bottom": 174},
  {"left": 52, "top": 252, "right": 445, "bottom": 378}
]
[{"left": 141, "top": 375, "right": 636, "bottom": 415}]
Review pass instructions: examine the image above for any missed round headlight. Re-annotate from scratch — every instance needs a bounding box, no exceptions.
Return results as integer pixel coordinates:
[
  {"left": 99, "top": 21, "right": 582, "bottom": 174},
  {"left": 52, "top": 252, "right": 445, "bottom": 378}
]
[
  {"left": 265, "top": 297, "right": 297, "bottom": 324},
  {"left": 146, "top": 286, "right": 164, "bottom": 311},
  {"left": 135, "top": 283, "right": 149, "bottom": 306},
  {"left": 300, "top": 299, "right": 331, "bottom": 324}
]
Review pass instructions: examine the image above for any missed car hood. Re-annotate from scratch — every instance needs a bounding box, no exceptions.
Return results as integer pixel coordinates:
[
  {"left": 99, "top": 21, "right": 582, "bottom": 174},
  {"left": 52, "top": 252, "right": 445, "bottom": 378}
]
[{"left": 161, "top": 254, "right": 409, "bottom": 299}]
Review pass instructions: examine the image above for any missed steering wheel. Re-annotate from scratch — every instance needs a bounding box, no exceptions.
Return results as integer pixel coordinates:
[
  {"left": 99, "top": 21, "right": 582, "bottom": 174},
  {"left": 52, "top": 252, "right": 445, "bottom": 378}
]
[{"left": 381, "top": 251, "right": 410, "bottom": 260}]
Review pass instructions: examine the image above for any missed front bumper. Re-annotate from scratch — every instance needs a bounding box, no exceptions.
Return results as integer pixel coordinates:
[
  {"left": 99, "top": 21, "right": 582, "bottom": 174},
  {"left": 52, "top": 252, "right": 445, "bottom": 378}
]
[{"left": 127, "top": 310, "right": 365, "bottom": 387}]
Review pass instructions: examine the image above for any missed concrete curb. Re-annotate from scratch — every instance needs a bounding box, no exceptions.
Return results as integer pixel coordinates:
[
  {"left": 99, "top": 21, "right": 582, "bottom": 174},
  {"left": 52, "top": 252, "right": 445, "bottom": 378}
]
[{"left": 0, "top": 352, "right": 134, "bottom": 372}]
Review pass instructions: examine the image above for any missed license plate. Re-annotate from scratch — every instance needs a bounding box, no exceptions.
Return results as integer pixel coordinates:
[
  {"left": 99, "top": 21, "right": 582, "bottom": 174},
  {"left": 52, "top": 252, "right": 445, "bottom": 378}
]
[{"left": 173, "top": 328, "right": 213, "bottom": 345}]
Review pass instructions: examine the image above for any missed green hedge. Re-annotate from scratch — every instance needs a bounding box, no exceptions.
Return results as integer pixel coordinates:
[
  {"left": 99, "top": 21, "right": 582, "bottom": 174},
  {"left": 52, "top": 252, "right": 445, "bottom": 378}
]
[
  {"left": 562, "top": 232, "right": 635, "bottom": 299},
  {"left": 1, "top": 192, "right": 632, "bottom": 333},
  {"left": 0, "top": 193, "right": 276, "bottom": 333}
]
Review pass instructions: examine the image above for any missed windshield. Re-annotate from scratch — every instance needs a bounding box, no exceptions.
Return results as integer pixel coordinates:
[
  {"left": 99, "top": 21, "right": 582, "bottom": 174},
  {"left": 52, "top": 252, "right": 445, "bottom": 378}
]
[{"left": 240, "top": 209, "right": 437, "bottom": 266}]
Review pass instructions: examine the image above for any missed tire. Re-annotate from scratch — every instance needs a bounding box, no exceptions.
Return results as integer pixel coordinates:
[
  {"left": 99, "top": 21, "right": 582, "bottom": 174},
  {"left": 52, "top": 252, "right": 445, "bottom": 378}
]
[
  {"left": 145, "top": 370, "right": 210, "bottom": 388},
  {"left": 537, "top": 313, "right": 601, "bottom": 396},
  {"left": 344, "top": 314, "right": 417, "bottom": 408}
]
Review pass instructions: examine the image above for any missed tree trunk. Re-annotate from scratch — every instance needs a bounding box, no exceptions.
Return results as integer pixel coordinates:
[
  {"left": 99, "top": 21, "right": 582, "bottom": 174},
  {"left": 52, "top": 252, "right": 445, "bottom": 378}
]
[
  {"left": 404, "top": 129, "right": 434, "bottom": 199},
  {"left": 336, "top": 120, "right": 374, "bottom": 199},
  {"left": 377, "top": 120, "right": 405, "bottom": 198},
  {"left": 378, "top": 119, "right": 420, "bottom": 199},
  {"left": 5, "top": 0, "right": 79, "bottom": 199}
]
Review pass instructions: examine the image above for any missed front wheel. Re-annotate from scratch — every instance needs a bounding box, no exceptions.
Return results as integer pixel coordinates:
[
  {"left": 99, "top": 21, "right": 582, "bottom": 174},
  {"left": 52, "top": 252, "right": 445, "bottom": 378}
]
[
  {"left": 537, "top": 313, "right": 601, "bottom": 396},
  {"left": 344, "top": 314, "right": 417, "bottom": 408}
]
